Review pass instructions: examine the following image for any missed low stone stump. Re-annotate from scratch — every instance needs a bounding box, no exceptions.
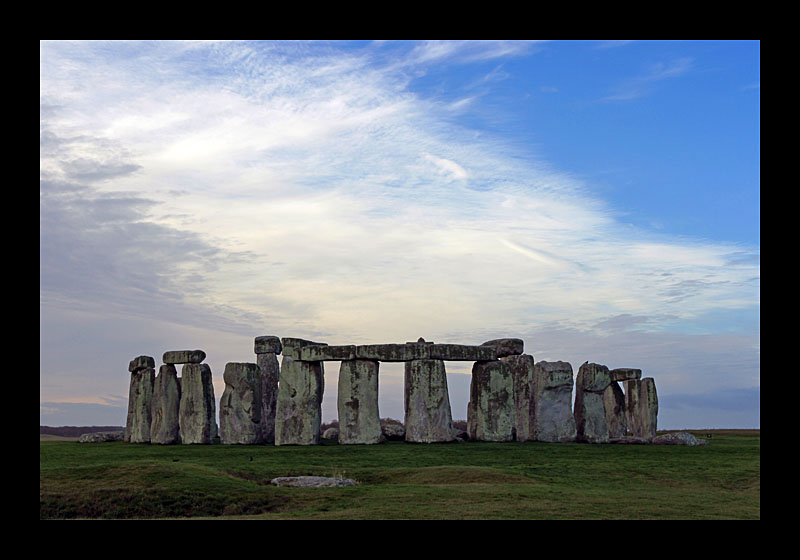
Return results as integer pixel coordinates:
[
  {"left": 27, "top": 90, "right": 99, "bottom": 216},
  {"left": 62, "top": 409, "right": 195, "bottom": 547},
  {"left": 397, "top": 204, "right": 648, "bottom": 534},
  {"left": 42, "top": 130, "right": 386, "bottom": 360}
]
[
  {"left": 125, "top": 356, "right": 155, "bottom": 443},
  {"left": 219, "top": 362, "right": 264, "bottom": 444},
  {"left": 501, "top": 354, "right": 534, "bottom": 441},
  {"left": 179, "top": 363, "right": 217, "bottom": 444},
  {"left": 532, "top": 361, "right": 577, "bottom": 442},
  {"left": 404, "top": 359, "right": 456, "bottom": 443},
  {"left": 79, "top": 431, "right": 125, "bottom": 443},
  {"left": 275, "top": 352, "right": 324, "bottom": 446},
  {"left": 651, "top": 432, "right": 706, "bottom": 446},
  {"left": 150, "top": 364, "right": 181, "bottom": 444},
  {"left": 574, "top": 362, "right": 612, "bottom": 443},
  {"left": 467, "top": 360, "right": 514, "bottom": 442},
  {"left": 338, "top": 360, "right": 382, "bottom": 445}
]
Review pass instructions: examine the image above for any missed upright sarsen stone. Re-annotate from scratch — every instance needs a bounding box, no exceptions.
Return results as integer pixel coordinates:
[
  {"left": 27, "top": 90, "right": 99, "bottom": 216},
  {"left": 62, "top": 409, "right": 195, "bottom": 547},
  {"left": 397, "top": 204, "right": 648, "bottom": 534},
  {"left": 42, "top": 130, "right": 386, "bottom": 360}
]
[
  {"left": 274, "top": 356, "right": 324, "bottom": 445},
  {"left": 532, "top": 361, "right": 577, "bottom": 442},
  {"left": 574, "top": 362, "right": 612, "bottom": 443},
  {"left": 125, "top": 357, "right": 155, "bottom": 443},
  {"left": 467, "top": 360, "right": 514, "bottom": 442},
  {"left": 337, "top": 360, "right": 382, "bottom": 445},
  {"left": 179, "top": 363, "right": 216, "bottom": 444},
  {"left": 404, "top": 359, "right": 456, "bottom": 443},
  {"left": 603, "top": 381, "right": 627, "bottom": 439},
  {"left": 219, "top": 362, "right": 264, "bottom": 444},
  {"left": 257, "top": 352, "right": 280, "bottom": 443},
  {"left": 150, "top": 364, "right": 181, "bottom": 444},
  {"left": 625, "top": 377, "right": 658, "bottom": 440},
  {"left": 502, "top": 354, "right": 534, "bottom": 441}
]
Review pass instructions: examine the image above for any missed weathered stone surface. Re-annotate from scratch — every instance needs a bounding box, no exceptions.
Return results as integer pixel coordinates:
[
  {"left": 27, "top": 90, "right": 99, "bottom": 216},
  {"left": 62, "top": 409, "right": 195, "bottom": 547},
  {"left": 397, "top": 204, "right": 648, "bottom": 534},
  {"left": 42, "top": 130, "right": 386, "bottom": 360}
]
[
  {"left": 338, "top": 360, "right": 382, "bottom": 445},
  {"left": 531, "top": 361, "right": 576, "bottom": 442},
  {"left": 125, "top": 366, "right": 154, "bottom": 443},
  {"left": 609, "top": 436, "right": 650, "bottom": 444},
  {"left": 322, "top": 427, "right": 339, "bottom": 440},
  {"left": 356, "top": 343, "right": 429, "bottom": 362},
  {"left": 178, "top": 363, "right": 216, "bottom": 444},
  {"left": 257, "top": 352, "right": 280, "bottom": 444},
  {"left": 219, "top": 362, "right": 264, "bottom": 445},
  {"left": 300, "top": 344, "right": 357, "bottom": 362},
  {"left": 502, "top": 354, "right": 534, "bottom": 441},
  {"left": 574, "top": 362, "right": 612, "bottom": 443},
  {"left": 128, "top": 355, "right": 155, "bottom": 372},
  {"left": 79, "top": 431, "right": 125, "bottom": 443},
  {"left": 610, "top": 368, "right": 642, "bottom": 382},
  {"left": 467, "top": 360, "right": 514, "bottom": 442},
  {"left": 404, "top": 359, "right": 456, "bottom": 443},
  {"left": 429, "top": 343, "right": 497, "bottom": 362},
  {"left": 381, "top": 420, "right": 405, "bottom": 441},
  {"left": 281, "top": 337, "right": 327, "bottom": 360},
  {"left": 625, "top": 377, "right": 658, "bottom": 440},
  {"left": 163, "top": 350, "right": 206, "bottom": 365},
  {"left": 254, "top": 335, "right": 282, "bottom": 355},
  {"left": 482, "top": 338, "right": 524, "bottom": 358},
  {"left": 604, "top": 381, "right": 627, "bottom": 439},
  {"left": 270, "top": 476, "right": 356, "bottom": 487},
  {"left": 274, "top": 356, "right": 324, "bottom": 445},
  {"left": 651, "top": 432, "right": 706, "bottom": 446},
  {"left": 150, "top": 364, "right": 181, "bottom": 444}
]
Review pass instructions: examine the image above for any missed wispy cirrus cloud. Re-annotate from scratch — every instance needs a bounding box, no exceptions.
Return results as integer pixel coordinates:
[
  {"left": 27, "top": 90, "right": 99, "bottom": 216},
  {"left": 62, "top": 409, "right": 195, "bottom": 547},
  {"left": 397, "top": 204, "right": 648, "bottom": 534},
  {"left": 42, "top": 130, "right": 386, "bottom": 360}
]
[{"left": 601, "top": 57, "right": 693, "bottom": 101}]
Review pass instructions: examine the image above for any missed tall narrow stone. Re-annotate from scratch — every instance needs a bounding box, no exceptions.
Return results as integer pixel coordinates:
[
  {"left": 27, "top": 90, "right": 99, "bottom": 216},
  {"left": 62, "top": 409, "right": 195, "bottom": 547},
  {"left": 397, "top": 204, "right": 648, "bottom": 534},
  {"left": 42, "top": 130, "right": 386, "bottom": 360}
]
[
  {"left": 502, "top": 354, "right": 534, "bottom": 441},
  {"left": 219, "top": 362, "right": 264, "bottom": 444},
  {"left": 603, "top": 381, "right": 627, "bottom": 439},
  {"left": 467, "top": 360, "right": 514, "bottom": 442},
  {"left": 574, "top": 362, "right": 612, "bottom": 443},
  {"left": 150, "top": 364, "right": 181, "bottom": 444},
  {"left": 125, "top": 357, "right": 155, "bottom": 443},
  {"left": 337, "top": 360, "right": 382, "bottom": 445},
  {"left": 404, "top": 359, "right": 456, "bottom": 443},
  {"left": 626, "top": 377, "right": 658, "bottom": 440},
  {"left": 179, "top": 363, "right": 216, "bottom": 444},
  {"left": 532, "top": 361, "right": 577, "bottom": 442},
  {"left": 257, "top": 352, "right": 280, "bottom": 443},
  {"left": 274, "top": 356, "right": 324, "bottom": 445}
]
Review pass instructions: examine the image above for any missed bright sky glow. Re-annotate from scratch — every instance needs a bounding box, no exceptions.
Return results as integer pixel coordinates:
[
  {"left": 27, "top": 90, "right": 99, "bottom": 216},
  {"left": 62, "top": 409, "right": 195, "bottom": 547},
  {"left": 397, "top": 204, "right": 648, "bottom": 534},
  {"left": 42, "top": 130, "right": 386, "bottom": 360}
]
[{"left": 40, "top": 40, "right": 759, "bottom": 429}]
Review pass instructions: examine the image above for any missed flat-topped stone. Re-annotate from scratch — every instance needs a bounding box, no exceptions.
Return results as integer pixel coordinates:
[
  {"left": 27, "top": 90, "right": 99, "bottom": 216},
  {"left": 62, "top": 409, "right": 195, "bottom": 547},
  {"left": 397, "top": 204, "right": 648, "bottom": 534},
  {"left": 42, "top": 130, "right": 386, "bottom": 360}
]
[
  {"left": 481, "top": 338, "right": 524, "bottom": 358},
  {"left": 356, "top": 343, "right": 429, "bottom": 362},
  {"left": 163, "top": 350, "right": 206, "bottom": 365},
  {"left": 254, "top": 336, "right": 282, "bottom": 355},
  {"left": 299, "top": 344, "right": 357, "bottom": 361},
  {"left": 128, "top": 355, "right": 155, "bottom": 372},
  {"left": 610, "top": 368, "right": 642, "bottom": 382},
  {"left": 281, "top": 338, "right": 328, "bottom": 360},
  {"left": 429, "top": 344, "right": 497, "bottom": 361}
]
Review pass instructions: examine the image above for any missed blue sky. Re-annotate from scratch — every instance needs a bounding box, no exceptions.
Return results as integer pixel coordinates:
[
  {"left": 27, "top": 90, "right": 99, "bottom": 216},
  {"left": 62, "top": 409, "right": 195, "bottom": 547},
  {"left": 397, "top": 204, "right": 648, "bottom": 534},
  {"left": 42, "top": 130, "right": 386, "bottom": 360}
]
[{"left": 40, "top": 40, "right": 759, "bottom": 429}]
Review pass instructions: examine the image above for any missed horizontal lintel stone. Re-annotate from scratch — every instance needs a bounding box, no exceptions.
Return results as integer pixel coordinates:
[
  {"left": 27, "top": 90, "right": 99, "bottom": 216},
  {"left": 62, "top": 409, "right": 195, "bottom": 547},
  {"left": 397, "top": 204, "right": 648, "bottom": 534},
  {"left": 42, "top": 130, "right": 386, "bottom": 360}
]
[
  {"left": 610, "top": 368, "right": 643, "bottom": 382},
  {"left": 129, "top": 355, "right": 155, "bottom": 372},
  {"left": 355, "top": 343, "right": 429, "bottom": 362},
  {"left": 298, "top": 345, "right": 357, "bottom": 361},
  {"left": 254, "top": 336, "right": 282, "bottom": 355},
  {"left": 429, "top": 344, "right": 497, "bottom": 361},
  {"left": 481, "top": 338, "right": 524, "bottom": 358},
  {"left": 163, "top": 350, "right": 206, "bottom": 365},
  {"left": 281, "top": 337, "right": 328, "bottom": 360}
]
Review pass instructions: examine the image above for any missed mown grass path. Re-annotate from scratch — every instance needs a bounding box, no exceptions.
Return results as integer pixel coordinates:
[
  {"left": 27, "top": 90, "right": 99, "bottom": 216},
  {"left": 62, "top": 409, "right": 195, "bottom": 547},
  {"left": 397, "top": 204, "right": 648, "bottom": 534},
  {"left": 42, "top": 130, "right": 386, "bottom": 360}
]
[{"left": 40, "top": 431, "right": 759, "bottom": 519}]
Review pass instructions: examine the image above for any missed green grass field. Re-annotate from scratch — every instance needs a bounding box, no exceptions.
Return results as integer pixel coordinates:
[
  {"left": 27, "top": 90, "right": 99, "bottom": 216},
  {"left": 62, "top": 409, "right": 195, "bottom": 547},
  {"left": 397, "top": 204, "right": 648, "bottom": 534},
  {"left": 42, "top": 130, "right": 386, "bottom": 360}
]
[{"left": 40, "top": 430, "right": 759, "bottom": 520}]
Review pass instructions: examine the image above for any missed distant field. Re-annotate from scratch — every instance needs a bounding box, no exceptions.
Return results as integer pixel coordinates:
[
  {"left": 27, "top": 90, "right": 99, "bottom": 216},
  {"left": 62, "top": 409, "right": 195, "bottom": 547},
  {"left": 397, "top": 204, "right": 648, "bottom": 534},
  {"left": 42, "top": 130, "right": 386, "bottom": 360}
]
[
  {"left": 40, "top": 430, "right": 759, "bottom": 520},
  {"left": 40, "top": 434, "right": 79, "bottom": 442}
]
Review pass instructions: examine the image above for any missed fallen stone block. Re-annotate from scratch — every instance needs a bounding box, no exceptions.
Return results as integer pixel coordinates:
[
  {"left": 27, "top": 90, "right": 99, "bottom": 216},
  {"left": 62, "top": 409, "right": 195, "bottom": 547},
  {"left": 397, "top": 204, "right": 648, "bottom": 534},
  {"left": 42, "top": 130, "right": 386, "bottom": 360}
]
[
  {"left": 429, "top": 344, "right": 497, "bottom": 361},
  {"left": 356, "top": 343, "right": 429, "bottom": 361},
  {"left": 481, "top": 338, "right": 524, "bottom": 358},
  {"left": 78, "top": 431, "right": 125, "bottom": 443},
  {"left": 254, "top": 335, "right": 282, "bottom": 355},
  {"left": 163, "top": 350, "right": 206, "bottom": 365},
  {"left": 299, "top": 344, "right": 357, "bottom": 361},
  {"left": 651, "top": 432, "right": 706, "bottom": 446},
  {"left": 270, "top": 476, "right": 356, "bottom": 487}
]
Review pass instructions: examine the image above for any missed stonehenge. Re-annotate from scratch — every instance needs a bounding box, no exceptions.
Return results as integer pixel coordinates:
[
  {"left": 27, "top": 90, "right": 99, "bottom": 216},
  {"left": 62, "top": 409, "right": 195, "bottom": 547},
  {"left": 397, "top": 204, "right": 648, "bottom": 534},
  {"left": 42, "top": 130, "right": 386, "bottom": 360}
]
[{"left": 123, "top": 335, "right": 660, "bottom": 446}]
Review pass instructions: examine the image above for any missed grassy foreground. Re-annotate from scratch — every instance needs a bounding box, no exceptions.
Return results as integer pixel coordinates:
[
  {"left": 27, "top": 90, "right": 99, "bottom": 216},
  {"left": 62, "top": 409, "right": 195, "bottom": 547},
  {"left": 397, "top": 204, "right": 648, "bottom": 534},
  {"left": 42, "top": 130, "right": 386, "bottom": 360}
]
[{"left": 40, "top": 430, "right": 759, "bottom": 520}]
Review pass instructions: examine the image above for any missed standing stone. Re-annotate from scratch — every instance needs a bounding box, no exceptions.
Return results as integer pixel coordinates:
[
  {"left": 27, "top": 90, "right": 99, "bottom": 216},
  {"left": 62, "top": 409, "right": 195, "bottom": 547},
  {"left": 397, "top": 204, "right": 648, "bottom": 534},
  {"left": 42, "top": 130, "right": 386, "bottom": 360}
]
[
  {"left": 626, "top": 377, "right": 658, "bottom": 440},
  {"left": 467, "top": 360, "right": 514, "bottom": 442},
  {"left": 150, "top": 364, "right": 181, "bottom": 444},
  {"left": 603, "top": 381, "right": 627, "bottom": 439},
  {"left": 404, "top": 359, "right": 456, "bottom": 443},
  {"left": 338, "top": 360, "right": 382, "bottom": 445},
  {"left": 574, "top": 362, "right": 612, "bottom": 443},
  {"left": 219, "top": 362, "right": 264, "bottom": 445},
  {"left": 274, "top": 355, "right": 324, "bottom": 445},
  {"left": 125, "top": 358, "right": 155, "bottom": 443},
  {"left": 179, "top": 363, "right": 216, "bottom": 444},
  {"left": 257, "top": 352, "right": 280, "bottom": 444},
  {"left": 532, "top": 361, "right": 577, "bottom": 442},
  {"left": 502, "top": 354, "right": 534, "bottom": 441}
]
